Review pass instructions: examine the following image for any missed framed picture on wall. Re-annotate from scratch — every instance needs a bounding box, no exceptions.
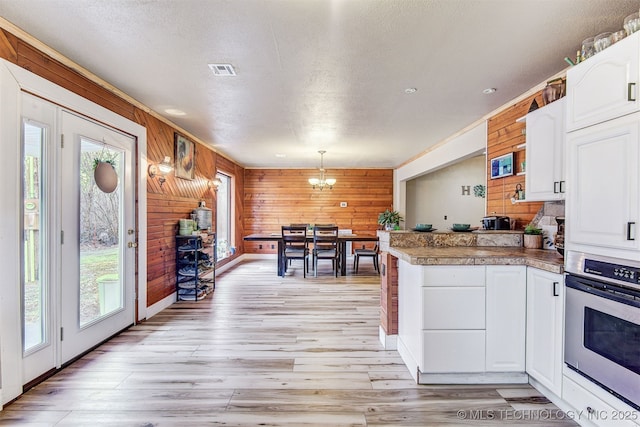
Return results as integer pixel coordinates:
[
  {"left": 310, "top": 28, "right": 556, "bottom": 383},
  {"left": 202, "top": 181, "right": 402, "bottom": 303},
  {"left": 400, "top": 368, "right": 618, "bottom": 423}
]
[
  {"left": 174, "top": 133, "right": 195, "bottom": 180},
  {"left": 490, "top": 152, "right": 513, "bottom": 179}
]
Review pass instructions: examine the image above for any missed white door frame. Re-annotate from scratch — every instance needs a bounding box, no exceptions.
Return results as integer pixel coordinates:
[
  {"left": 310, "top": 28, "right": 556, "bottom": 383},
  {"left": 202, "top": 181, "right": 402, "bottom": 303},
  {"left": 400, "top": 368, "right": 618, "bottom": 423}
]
[{"left": 0, "top": 59, "right": 148, "bottom": 406}]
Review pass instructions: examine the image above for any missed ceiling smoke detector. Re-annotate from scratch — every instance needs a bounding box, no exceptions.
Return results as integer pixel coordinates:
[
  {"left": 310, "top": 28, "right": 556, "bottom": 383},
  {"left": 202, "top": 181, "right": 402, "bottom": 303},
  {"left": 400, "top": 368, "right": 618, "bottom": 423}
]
[{"left": 208, "top": 63, "right": 237, "bottom": 76}]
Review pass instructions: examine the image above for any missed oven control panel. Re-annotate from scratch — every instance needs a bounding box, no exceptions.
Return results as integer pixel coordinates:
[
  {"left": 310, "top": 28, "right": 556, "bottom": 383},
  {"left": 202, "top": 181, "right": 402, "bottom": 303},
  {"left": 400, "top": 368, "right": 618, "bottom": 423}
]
[{"left": 584, "top": 259, "right": 640, "bottom": 285}]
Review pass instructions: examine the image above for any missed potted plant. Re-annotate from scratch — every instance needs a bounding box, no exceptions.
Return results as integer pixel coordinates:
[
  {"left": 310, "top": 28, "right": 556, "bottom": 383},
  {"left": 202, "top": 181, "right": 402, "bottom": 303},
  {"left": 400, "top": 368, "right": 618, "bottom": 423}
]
[
  {"left": 523, "top": 223, "right": 543, "bottom": 249},
  {"left": 378, "top": 209, "right": 403, "bottom": 231}
]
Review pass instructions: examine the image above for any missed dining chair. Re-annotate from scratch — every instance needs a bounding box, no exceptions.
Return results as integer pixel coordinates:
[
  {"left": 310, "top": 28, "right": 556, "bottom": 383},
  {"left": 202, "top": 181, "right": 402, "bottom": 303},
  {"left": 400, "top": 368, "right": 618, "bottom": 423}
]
[
  {"left": 312, "top": 225, "right": 339, "bottom": 277},
  {"left": 282, "top": 225, "right": 310, "bottom": 278},
  {"left": 353, "top": 243, "right": 379, "bottom": 274},
  {"left": 286, "top": 224, "right": 309, "bottom": 267}
]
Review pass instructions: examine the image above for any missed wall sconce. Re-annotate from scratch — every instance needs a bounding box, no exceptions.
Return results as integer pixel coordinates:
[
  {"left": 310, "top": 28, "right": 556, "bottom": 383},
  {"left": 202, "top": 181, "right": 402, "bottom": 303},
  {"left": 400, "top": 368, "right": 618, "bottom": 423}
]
[
  {"left": 208, "top": 176, "right": 223, "bottom": 191},
  {"left": 148, "top": 156, "right": 173, "bottom": 186}
]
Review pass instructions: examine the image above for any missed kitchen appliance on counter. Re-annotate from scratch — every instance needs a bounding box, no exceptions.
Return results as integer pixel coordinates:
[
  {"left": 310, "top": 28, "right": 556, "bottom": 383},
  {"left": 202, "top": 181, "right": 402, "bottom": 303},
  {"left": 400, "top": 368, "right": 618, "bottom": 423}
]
[
  {"left": 565, "top": 251, "right": 640, "bottom": 410},
  {"left": 482, "top": 216, "right": 511, "bottom": 230}
]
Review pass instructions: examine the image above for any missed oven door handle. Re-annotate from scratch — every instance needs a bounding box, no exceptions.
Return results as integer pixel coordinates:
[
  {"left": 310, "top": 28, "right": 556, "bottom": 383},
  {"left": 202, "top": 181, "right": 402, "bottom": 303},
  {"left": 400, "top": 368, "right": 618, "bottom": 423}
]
[{"left": 566, "top": 275, "right": 640, "bottom": 308}]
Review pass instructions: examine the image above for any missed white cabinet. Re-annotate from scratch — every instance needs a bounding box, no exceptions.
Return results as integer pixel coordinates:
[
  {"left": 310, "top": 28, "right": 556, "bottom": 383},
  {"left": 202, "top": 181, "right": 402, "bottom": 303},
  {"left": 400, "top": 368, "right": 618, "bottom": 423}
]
[
  {"left": 526, "top": 268, "right": 564, "bottom": 397},
  {"left": 418, "top": 265, "right": 487, "bottom": 373},
  {"left": 486, "top": 266, "right": 526, "bottom": 372},
  {"left": 525, "top": 98, "right": 566, "bottom": 201},
  {"left": 396, "top": 263, "right": 526, "bottom": 381},
  {"left": 565, "top": 112, "right": 640, "bottom": 260},
  {"left": 566, "top": 31, "right": 639, "bottom": 131}
]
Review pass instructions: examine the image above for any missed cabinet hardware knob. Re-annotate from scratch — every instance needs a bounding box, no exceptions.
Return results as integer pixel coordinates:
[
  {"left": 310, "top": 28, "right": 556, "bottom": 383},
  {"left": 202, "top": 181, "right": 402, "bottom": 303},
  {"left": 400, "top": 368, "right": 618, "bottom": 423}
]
[
  {"left": 553, "top": 281, "right": 559, "bottom": 297},
  {"left": 628, "top": 82, "right": 637, "bottom": 101}
]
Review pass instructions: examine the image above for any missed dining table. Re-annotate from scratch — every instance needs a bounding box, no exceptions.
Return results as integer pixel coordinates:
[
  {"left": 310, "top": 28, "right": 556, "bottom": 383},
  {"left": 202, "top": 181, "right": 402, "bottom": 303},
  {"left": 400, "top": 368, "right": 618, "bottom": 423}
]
[{"left": 243, "top": 232, "right": 379, "bottom": 277}]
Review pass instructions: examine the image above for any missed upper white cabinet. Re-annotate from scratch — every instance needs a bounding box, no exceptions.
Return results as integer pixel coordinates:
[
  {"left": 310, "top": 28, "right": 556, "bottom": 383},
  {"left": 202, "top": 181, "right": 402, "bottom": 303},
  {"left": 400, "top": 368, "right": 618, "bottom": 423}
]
[
  {"left": 566, "top": 113, "right": 640, "bottom": 259},
  {"left": 566, "top": 31, "right": 639, "bottom": 132},
  {"left": 525, "top": 98, "right": 566, "bottom": 201}
]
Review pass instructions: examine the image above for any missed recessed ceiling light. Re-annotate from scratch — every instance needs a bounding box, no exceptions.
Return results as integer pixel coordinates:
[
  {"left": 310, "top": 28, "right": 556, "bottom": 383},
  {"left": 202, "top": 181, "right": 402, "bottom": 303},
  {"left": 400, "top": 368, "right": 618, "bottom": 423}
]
[
  {"left": 482, "top": 88, "right": 497, "bottom": 94},
  {"left": 275, "top": 153, "right": 286, "bottom": 158},
  {"left": 404, "top": 87, "right": 418, "bottom": 94},
  {"left": 208, "top": 63, "right": 237, "bottom": 76},
  {"left": 165, "top": 108, "right": 186, "bottom": 116}
]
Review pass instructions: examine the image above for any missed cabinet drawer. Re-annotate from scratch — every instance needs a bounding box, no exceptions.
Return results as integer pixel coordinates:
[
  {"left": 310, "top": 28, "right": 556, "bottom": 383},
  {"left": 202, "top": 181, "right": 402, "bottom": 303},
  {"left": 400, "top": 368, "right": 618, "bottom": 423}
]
[
  {"left": 422, "top": 287, "right": 485, "bottom": 329},
  {"left": 422, "top": 265, "right": 485, "bottom": 287},
  {"left": 421, "top": 330, "right": 485, "bottom": 373},
  {"left": 563, "top": 375, "right": 638, "bottom": 427}
]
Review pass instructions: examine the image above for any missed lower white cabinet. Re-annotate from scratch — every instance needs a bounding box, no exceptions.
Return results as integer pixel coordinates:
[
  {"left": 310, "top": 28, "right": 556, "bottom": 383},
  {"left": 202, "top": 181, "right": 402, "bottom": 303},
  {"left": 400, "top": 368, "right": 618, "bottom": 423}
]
[
  {"left": 486, "top": 266, "right": 526, "bottom": 372},
  {"left": 526, "top": 268, "right": 564, "bottom": 396},
  {"left": 397, "top": 263, "right": 526, "bottom": 380}
]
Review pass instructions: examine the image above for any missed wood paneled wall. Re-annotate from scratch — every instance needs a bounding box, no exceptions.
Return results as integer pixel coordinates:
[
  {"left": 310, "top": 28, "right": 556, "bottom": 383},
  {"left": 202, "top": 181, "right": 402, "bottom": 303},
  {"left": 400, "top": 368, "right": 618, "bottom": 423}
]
[
  {"left": 486, "top": 92, "right": 544, "bottom": 230},
  {"left": 244, "top": 168, "right": 393, "bottom": 253},
  {"left": 0, "top": 28, "right": 246, "bottom": 308}
]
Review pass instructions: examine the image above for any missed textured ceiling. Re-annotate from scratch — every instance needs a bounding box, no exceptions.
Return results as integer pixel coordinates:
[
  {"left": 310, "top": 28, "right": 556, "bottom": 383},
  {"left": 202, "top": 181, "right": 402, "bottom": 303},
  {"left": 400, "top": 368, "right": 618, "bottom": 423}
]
[{"left": 0, "top": 0, "right": 639, "bottom": 168}]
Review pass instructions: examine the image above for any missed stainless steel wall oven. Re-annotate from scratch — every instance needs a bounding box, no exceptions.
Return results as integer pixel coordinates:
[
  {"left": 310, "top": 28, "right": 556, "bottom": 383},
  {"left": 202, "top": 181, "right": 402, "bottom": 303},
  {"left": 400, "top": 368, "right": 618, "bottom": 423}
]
[{"left": 565, "top": 251, "right": 640, "bottom": 410}]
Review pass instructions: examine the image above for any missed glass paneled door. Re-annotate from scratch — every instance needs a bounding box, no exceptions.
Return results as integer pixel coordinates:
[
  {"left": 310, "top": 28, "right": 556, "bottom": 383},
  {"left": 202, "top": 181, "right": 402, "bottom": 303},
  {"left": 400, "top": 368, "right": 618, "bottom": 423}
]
[
  {"left": 21, "top": 97, "right": 137, "bottom": 384},
  {"left": 59, "top": 111, "right": 136, "bottom": 363}
]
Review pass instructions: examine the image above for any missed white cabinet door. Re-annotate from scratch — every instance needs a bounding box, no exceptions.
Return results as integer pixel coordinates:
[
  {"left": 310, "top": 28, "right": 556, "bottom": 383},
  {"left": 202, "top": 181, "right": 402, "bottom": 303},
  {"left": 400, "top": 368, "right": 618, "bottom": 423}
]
[
  {"left": 526, "top": 268, "right": 564, "bottom": 396},
  {"left": 485, "top": 266, "right": 526, "bottom": 372},
  {"left": 566, "top": 112, "right": 640, "bottom": 259},
  {"left": 566, "top": 32, "right": 639, "bottom": 131},
  {"left": 525, "top": 98, "right": 566, "bottom": 201}
]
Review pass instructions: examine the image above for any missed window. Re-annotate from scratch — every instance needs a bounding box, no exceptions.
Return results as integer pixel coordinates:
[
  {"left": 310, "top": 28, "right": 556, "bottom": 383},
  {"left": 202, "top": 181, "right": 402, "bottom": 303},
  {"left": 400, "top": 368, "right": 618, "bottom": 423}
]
[
  {"left": 216, "top": 172, "right": 233, "bottom": 260},
  {"left": 23, "top": 121, "right": 47, "bottom": 353}
]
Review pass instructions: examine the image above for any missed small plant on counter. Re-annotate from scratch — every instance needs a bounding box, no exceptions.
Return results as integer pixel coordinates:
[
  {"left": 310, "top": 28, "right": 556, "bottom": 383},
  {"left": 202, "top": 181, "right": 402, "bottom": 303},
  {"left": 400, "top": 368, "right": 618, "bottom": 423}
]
[
  {"left": 523, "top": 223, "right": 544, "bottom": 249},
  {"left": 378, "top": 209, "right": 403, "bottom": 230},
  {"left": 524, "top": 223, "right": 543, "bottom": 235}
]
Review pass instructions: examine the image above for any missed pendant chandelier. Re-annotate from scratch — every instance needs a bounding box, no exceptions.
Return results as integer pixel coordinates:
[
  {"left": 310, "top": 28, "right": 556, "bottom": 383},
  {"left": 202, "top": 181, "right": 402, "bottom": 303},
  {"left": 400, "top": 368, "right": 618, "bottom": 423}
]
[{"left": 308, "top": 150, "right": 336, "bottom": 190}]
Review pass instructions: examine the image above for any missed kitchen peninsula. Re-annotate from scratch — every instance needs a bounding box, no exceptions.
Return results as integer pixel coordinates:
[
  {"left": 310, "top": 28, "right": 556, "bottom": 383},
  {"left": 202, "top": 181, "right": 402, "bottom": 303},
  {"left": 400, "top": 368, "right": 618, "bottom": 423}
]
[{"left": 378, "top": 229, "right": 564, "bottom": 386}]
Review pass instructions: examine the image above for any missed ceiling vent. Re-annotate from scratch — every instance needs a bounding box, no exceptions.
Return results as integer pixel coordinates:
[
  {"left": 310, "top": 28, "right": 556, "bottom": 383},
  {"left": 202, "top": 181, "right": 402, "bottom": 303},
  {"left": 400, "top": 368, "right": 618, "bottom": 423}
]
[{"left": 208, "top": 63, "right": 236, "bottom": 76}]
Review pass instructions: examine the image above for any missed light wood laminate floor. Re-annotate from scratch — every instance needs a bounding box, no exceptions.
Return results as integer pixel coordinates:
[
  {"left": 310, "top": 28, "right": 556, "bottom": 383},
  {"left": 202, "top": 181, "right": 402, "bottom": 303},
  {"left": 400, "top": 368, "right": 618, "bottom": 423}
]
[{"left": 0, "top": 258, "right": 577, "bottom": 426}]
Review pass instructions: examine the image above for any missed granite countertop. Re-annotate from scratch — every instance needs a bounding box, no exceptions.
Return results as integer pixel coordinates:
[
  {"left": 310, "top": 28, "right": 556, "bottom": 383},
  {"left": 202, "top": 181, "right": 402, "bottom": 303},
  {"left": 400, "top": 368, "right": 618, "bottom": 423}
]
[{"left": 388, "top": 246, "right": 565, "bottom": 274}]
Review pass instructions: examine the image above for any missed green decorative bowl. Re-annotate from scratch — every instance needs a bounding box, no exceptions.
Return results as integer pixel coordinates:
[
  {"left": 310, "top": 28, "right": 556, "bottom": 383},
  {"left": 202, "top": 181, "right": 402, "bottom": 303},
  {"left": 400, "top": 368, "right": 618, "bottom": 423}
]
[{"left": 452, "top": 223, "right": 470, "bottom": 231}]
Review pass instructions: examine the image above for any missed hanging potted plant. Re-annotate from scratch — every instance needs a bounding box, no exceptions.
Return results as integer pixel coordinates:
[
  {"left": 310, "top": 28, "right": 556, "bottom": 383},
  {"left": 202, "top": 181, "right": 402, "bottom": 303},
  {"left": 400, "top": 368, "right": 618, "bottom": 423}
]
[
  {"left": 93, "top": 158, "right": 118, "bottom": 193},
  {"left": 378, "top": 209, "right": 403, "bottom": 231},
  {"left": 523, "top": 223, "right": 543, "bottom": 249}
]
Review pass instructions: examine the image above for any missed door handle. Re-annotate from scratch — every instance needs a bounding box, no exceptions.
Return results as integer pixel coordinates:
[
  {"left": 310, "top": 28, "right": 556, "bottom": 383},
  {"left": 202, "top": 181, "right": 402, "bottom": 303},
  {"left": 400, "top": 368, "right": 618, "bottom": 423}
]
[
  {"left": 127, "top": 241, "right": 138, "bottom": 248},
  {"left": 553, "top": 181, "right": 560, "bottom": 193},
  {"left": 627, "top": 222, "right": 636, "bottom": 241},
  {"left": 553, "top": 281, "right": 559, "bottom": 297},
  {"left": 629, "top": 82, "right": 637, "bottom": 101},
  {"left": 559, "top": 181, "right": 565, "bottom": 193}
]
